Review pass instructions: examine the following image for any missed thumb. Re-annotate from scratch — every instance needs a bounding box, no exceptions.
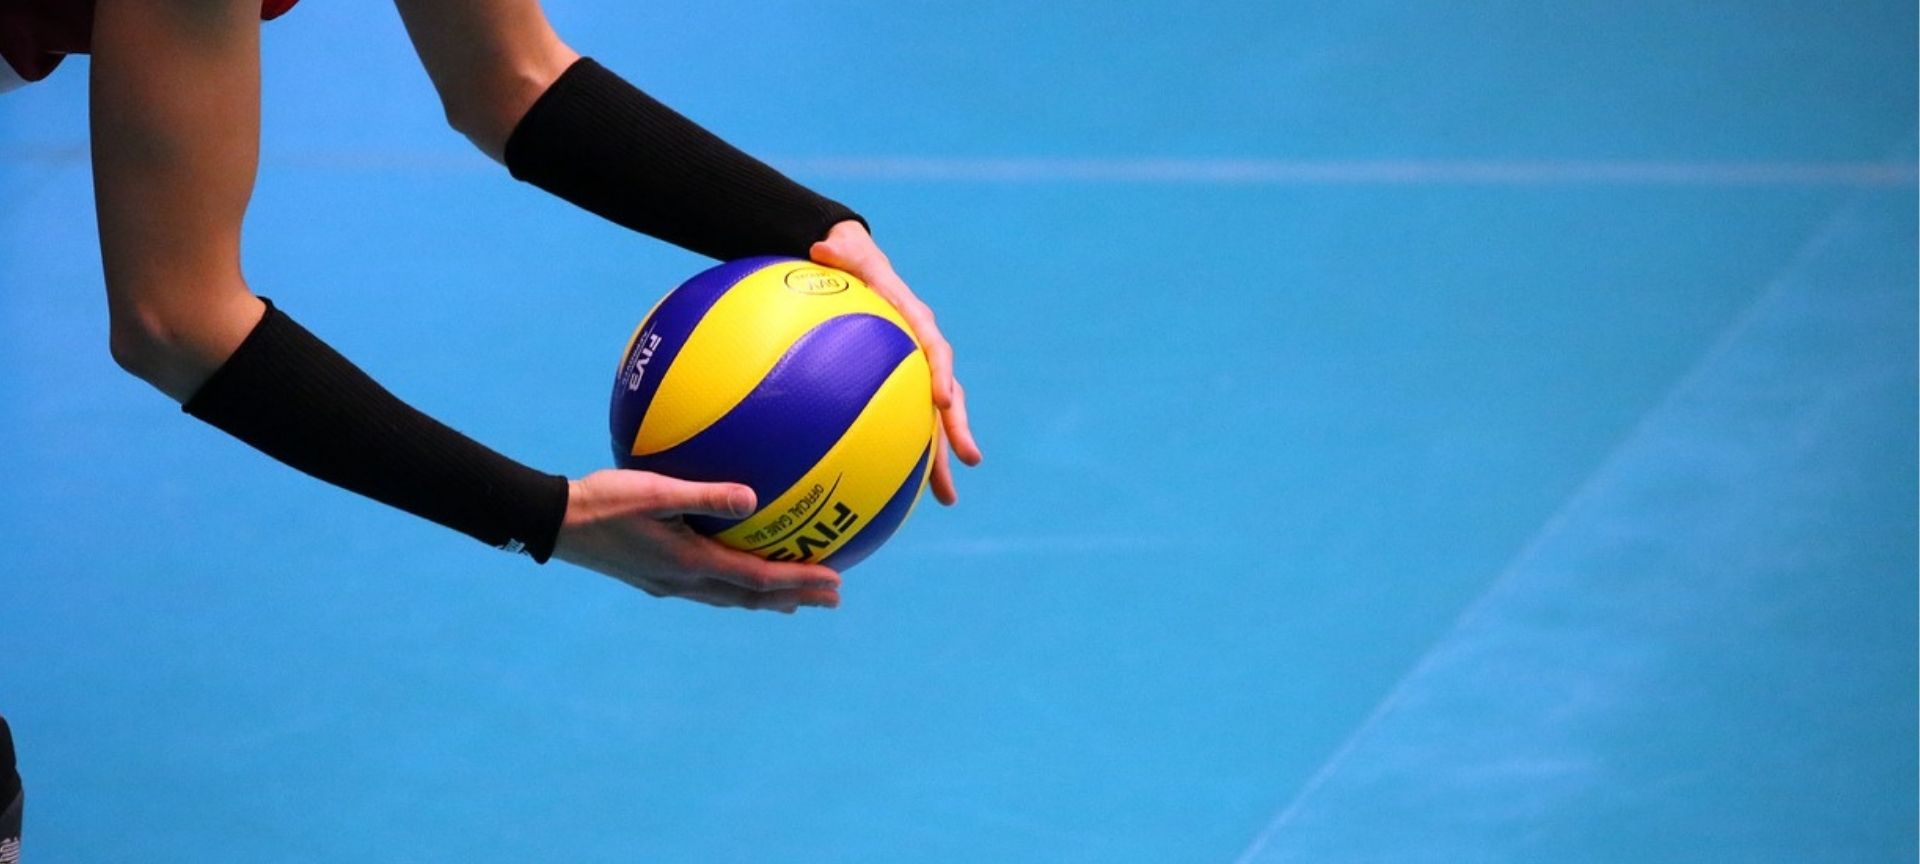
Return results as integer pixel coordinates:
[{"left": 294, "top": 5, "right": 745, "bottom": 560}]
[
  {"left": 647, "top": 478, "right": 757, "bottom": 519},
  {"left": 809, "top": 239, "right": 848, "bottom": 267}
]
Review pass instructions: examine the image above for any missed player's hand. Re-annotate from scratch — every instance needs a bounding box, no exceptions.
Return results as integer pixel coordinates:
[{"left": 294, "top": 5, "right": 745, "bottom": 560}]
[
  {"left": 553, "top": 470, "right": 841, "bottom": 612},
  {"left": 811, "top": 220, "right": 982, "bottom": 506}
]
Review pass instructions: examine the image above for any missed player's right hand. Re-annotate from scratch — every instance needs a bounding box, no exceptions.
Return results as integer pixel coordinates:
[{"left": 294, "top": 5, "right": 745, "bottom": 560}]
[{"left": 552, "top": 470, "right": 841, "bottom": 612}]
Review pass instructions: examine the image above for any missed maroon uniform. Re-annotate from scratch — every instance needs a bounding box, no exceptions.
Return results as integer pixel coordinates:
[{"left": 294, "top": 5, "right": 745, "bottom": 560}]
[{"left": 0, "top": 0, "right": 298, "bottom": 84}]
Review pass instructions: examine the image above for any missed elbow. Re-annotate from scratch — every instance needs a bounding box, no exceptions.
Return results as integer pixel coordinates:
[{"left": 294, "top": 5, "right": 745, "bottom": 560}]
[
  {"left": 108, "top": 305, "right": 205, "bottom": 399},
  {"left": 436, "top": 41, "right": 580, "bottom": 162},
  {"left": 441, "top": 96, "right": 512, "bottom": 160},
  {"left": 107, "top": 319, "right": 158, "bottom": 382},
  {"left": 106, "top": 285, "right": 264, "bottom": 402},
  {"left": 436, "top": 87, "right": 486, "bottom": 146}
]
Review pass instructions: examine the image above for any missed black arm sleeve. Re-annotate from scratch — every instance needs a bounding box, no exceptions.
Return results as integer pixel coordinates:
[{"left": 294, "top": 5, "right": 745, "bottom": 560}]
[
  {"left": 503, "top": 57, "right": 863, "bottom": 261},
  {"left": 183, "top": 302, "right": 570, "bottom": 562}
]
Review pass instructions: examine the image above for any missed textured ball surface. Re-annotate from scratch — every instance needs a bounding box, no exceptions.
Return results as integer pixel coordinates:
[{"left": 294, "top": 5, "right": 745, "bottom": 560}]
[{"left": 609, "top": 257, "right": 936, "bottom": 571}]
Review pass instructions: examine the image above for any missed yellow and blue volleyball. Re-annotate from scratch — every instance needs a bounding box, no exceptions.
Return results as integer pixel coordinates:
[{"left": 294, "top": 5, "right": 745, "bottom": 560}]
[{"left": 609, "top": 257, "right": 936, "bottom": 570}]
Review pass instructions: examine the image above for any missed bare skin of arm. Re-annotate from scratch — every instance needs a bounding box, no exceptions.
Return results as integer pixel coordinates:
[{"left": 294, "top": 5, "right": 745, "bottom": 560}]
[
  {"left": 90, "top": 0, "right": 838, "bottom": 611},
  {"left": 394, "top": 0, "right": 983, "bottom": 503},
  {"left": 392, "top": 0, "right": 576, "bottom": 161},
  {"left": 92, "top": 0, "right": 266, "bottom": 399}
]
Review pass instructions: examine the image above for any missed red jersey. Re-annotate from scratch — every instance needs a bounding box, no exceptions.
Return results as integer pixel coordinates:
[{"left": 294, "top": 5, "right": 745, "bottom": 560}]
[{"left": 0, "top": 0, "right": 298, "bottom": 84}]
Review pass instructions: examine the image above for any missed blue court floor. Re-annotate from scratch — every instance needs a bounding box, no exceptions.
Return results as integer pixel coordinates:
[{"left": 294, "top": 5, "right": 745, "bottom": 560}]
[{"left": 2, "top": 2, "right": 1915, "bottom": 861}]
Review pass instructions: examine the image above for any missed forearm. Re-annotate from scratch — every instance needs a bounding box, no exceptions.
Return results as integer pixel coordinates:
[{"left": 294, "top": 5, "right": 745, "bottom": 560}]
[
  {"left": 397, "top": 0, "right": 860, "bottom": 260},
  {"left": 102, "top": 275, "right": 571, "bottom": 558},
  {"left": 503, "top": 57, "right": 863, "bottom": 260},
  {"left": 183, "top": 301, "right": 570, "bottom": 559},
  {"left": 94, "top": 0, "right": 569, "bottom": 560}
]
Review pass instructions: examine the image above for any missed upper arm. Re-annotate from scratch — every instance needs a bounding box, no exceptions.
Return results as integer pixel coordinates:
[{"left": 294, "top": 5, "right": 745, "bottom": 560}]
[{"left": 90, "top": 0, "right": 267, "bottom": 397}]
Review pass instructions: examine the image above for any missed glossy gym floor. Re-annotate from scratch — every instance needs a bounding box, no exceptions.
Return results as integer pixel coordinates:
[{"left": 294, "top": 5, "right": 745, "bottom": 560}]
[{"left": 1, "top": 1, "right": 1914, "bottom": 860}]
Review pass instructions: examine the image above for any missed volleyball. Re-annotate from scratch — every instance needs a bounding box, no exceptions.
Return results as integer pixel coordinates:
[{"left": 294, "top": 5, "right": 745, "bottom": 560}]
[{"left": 609, "top": 257, "right": 936, "bottom": 571}]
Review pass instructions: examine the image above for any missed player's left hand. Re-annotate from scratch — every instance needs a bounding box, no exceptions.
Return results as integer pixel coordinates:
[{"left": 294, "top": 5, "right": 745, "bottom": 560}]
[{"left": 811, "top": 220, "right": 981, "bottom": 505}]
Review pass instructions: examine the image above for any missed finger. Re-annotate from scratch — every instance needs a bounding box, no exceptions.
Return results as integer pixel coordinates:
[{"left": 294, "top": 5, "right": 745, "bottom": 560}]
[
  {"left": 809, "top": 240, "right": 843, "bottom": 268},
  {"left": 641, "top": 476, "right": 757, "bottom": 519},
  {"left": 809, "top": 241, "right": 842, "bottom": 267},
  {"left": 678, "top": 579, "right": 840, "bottom": 613},
  {"left": 631, "top": 578, "right": 669, "bottom": 598},
  {"left": 821, "top": 255, "right": 956, "bottom": 410},
  {"left": 941, "top": 378, "right": 982, "bottom": 465},
  {"left": 922, "top": 332, "right": 956, "bottom": 409},
  {"left": 929, "top": 431, "right": 958, "bottom": 506},
  {"left": 692, "top": 539, "right": 842, "bottom": 592},
  {"left": 808, "top": 238, "right": 877, "bottom": 271},
  {"left": 793, "top": 242, "right": 975, "bottom": 468},
  {"left": 675, "top": 581, "right": 785, "bottom": 613},
  {"left": 890, "top": 292, "right": 956, "bottom": 409}
]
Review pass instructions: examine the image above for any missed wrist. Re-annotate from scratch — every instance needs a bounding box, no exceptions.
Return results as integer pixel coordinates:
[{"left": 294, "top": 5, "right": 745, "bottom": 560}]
[
  {"left": 826, "top": 219, "right": 870, "bottom": 242},
  {"left": 552, "top": 478, "right": 584, "bottom": 561}
]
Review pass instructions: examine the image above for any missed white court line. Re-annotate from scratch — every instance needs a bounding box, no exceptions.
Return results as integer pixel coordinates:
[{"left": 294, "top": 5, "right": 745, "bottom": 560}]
[
  {"left": 1225, "top": 186, "right": 1882, "bottom": 864},
  {"left": 782, "top": 156, "right": 1918, "bottom": 187},
  {"left": 1, "top": 147, "right": 1913, "bottom": 187},
  {"left": 893, "top": 534, "right": 1181, "bottom": 555}
]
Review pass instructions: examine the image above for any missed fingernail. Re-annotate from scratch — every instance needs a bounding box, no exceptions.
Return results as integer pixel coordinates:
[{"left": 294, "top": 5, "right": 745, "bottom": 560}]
[{"left": 728, "top": 488, "right": 756, "bottom": 517}]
